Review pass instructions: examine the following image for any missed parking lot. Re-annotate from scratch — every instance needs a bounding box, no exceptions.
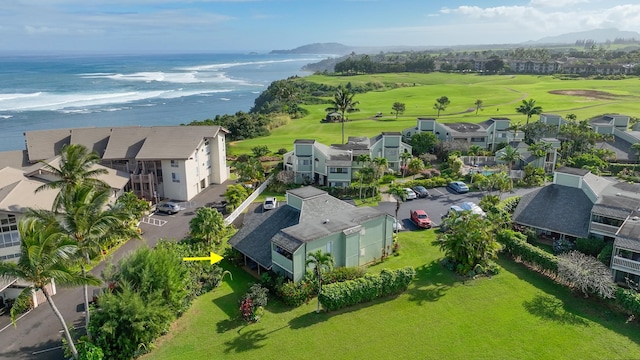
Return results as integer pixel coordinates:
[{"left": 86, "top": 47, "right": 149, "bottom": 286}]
[{"left": 376, "top": 185, "right": 539, "bottom": 231}]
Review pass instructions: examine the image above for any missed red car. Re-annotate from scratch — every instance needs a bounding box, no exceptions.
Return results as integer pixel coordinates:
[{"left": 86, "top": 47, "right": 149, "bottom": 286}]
[{"left": 410, "top": 209, "right": 432, "bottom": 229}]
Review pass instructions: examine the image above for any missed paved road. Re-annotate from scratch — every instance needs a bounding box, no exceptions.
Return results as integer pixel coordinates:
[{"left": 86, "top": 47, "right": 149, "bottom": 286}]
[
  {"left": 377, "top": 186, "right": 538, "bottom": 230},
  {"left": 0, "top": 184, "right": 230, "bottom": 360}
]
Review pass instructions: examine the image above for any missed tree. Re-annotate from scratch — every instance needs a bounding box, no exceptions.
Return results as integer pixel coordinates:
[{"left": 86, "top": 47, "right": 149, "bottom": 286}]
[
  {"left": 251, "top": 145, "right": 270, "bottom": 158},
  {"left": 409, "top": 132, "right": 438, "bottom": 155},
  {"left": 224, "top": 184, "right": 249, "bottom": 211},
  {"left": 407, "top": 157, "right": 425, "bottom": 175},
  {"left": 557, "top": 251, "right": 616, "bottom": 299},
  {"left": 400, "top": 152, "right": 412, "bottom": 177},
  {"left": 392, "top": 102, "right": 406, "bottom": 119},
  {"left": 437, "top": 213, "right": 502, "bottom": 275},
  {"left": 474, "top": 99, "right": 483, "bottom": 115},
  {"left": 433, "top": 96, "right": 450, "bottom": 117},
  {"left": 387, "top": 185, "right": 406, "bottom": 232},
  {"left": 528, "top": 141, "right": 553, "bottom": 162},
  {"left": 305, "top": 250, "right": 334, "bottom": 312},
  {"left": 41, "top": 184, "right": 128, "bottom": 338},
  {"left": 325, "top": 85, "right": 360, "bottom": 144},
  {"left": 189, "top": 207, "right": 226, "bottom": 245},
  {"left": 115, "top": 191, "right": 151, "bottom": 222},
  {"left": 35, "top": 144, "right": 109, "bottom": 213},
  {"left": 484, "top": 58, "right": 504, "bottom": 73},
  {"left": 498, "top": 145, "right": 521, "bottom": 170},
  {"left": 631, "top": 143, "right": 640, "bottom": 158},
  {"left": 371, "top": 157, "right": 388, "bottom": 182},
  {"left": 233, "top": 157, "right": 265, "bottom": 187},
  {"left": 0, "top": 217, "right": 100, "bottom": 360},
  {"left": 354, "top": 166, "right": 375, "bottom": 200},
  {"left": 515, "top": 99, "right": 543, "bottom": 125}
]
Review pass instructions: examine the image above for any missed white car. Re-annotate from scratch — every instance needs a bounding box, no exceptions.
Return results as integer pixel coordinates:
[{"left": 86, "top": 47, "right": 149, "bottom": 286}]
[
  {"left": 460, "top": 201, "right": 486, "bottom": 217},
  {"left": 263, "top": 197, "right": 277, "bottom": 210},
  {"left": 404, "top": 188, "right": 417, "bottom": 200}
]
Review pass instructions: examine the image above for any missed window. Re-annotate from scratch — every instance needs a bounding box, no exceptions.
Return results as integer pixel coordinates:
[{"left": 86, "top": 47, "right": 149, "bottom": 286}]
[
  {"left": 170, "top": 160, "right": 179, "bottom": 168},
  {"left": 273, "top": 244, "right": 293, "bottom": 260},
  {"left": 0, "top": 252, "right": 19, "bottom": 261},
  {"left": 171, "top": 172, "right": 180, "bottom": 183},
  {"left": 591, "top": 214, "right": 623, "bottom": 227},
  {"left": 470, "top": 137, "right": 485, "bottom": 142},
  {"left": 300, "top": 159, "right": 311, "bottom": 166},
  {"left": 0, "top": 215, "right": 19, "bottom": 249},
  {"left": 207, "top": 160, "right": 211, "bottom": 169},
  {"left": 330, "top": 167, "right": 347, "bottom": 174},
  {"left": 326, "top": 242, "right": 332, "bottom": 254},
  {"left": 360, "top": 248, "right": 365, "bottom": 257}
]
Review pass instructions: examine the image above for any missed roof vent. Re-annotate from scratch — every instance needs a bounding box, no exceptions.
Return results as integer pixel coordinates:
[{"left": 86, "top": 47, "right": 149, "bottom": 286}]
[
  {"left": 323, "top": 219, "right": 330, "bottom": 224},
  {"left": 616, "top": 192, "right": 622, "bottom": 196}
]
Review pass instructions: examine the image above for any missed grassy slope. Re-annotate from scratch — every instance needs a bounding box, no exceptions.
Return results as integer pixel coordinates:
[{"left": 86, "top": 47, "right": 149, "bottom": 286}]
[
  {"left": 229, "top": 73, "right": 640, "bottom": 155},
  {"left": 145, "top": 231, "right": 640, "bottom": 360}
]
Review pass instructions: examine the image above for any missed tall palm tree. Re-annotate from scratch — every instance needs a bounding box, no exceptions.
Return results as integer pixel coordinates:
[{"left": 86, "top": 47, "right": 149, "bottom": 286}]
[
  {"left": 515, "top": 99, "right": 543, "bottom": 125},
  {"left": 305, "top": 250, "right": 334, "bottom": 313},
  {"left": 30, "top": 185, "right": 126, "bottom": 339},
  {"left": 35, "top": 144, "right": 109, "bottom": 212},
  {"left": 189, "top": 207, "right": 226, "bottom": 245},
  {"left": 371, "top": 157, "right": 388, "bottom": 182},
  {"left": 387, "top": 185, "right": 406, "bottom": 234},
  {"left": 498, "top": 145, "right": 521, "bottom": 170},
  {"left": 0, "top": 217, "right": 100, "bottom": 360},
  {"left": 325, "top": 85, "right": 360, "bottom": 144},
  {"left": 400, "top": 152, "right": 412, "bottom": 177}
]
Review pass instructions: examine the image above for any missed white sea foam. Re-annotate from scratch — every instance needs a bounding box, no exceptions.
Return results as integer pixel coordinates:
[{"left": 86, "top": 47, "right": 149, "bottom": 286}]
[
  {"left": 81, "top": 71, "right": 206, "bottom": 84},
  {"left": 178, "top": 58, "right": 318, "bottom": 72},
  {"left": 0, "top": 115, "right": 13, "bottom": 119},
  {"left": 219, "top": 98, "right": 231, "bottom": 101},
  {"left": 0, "top": 89, "right": 233, "bottom": 112}
]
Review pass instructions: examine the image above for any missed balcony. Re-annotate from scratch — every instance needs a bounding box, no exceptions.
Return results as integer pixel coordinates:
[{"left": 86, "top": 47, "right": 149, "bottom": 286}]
[
  {"left": 590, "top": 222, "right": 621, "bottom": 236},
  {"left": 612, "top": 256, "right": 640, "bottom": 276}
]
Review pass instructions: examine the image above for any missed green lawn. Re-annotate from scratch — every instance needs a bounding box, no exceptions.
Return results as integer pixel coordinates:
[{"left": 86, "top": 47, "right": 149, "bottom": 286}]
[
  {"left": 145, "top": 231, "right": 640, "bottom": 360},
  {"left": 229, "top": 73, "right": 640, "bottom": 155}
]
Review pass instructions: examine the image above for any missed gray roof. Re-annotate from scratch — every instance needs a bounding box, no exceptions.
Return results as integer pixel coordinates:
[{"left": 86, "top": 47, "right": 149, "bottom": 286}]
[
  {"left": 616, "top": 212, "right": 640, "bottom": 243},
  {"left": 25, "top": 128, "right": 72, "bottom": 162},
  {"left": 614, "top": 237, "right": 640, "bottom": 252},
  {"left": 69, "top": 127, "right": 112, "bottom": 157},
  {"left": 595, "top": 137, "right": 637, "bottom": 163},
  {"left": 513, "top": 184, "right": 593, "bottom": 238},
  {"left": 135, "top": 126, "right": 225, "bottom": 160},
  {"left": 0, "top": 150, "right": 31, "bottom": 170},
  {"left": 228, "top": 206, "right": 300, "bottom": 268},
  {"left": 555, "top": 166, "right": 590, "bottom": 176},
  {"left": 102, "top": 127, "right": 151, "bottom": 159},
  {"left": 589, "top": 115, "right": 615, "bottom": 125},
  {"left": 287, "top": 186, "right": 327, "bottom": 200}
]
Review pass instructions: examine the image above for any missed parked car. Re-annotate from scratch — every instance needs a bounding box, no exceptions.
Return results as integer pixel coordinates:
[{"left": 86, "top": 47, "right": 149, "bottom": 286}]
[
  {"left": 156, "top": 202, "right": 181, "bottom": 215},
  {"left": 460, "top": 201, "right": 486, "bottom": 217},
  {"left": 410, "top": 209, "right": 432, "bottom": 229},
  {"left": 448, "top": 181, "right": 469, "bottom": 194},
  {"left": 412, "top": 185, "right": 430, "bottom": 198},
  {"left": 404, "top": 188, "right": 417, "bottom": 200},
  {"left": 263, "top": 197, "right": 277, "bottom": 210},
  {"left": 392, "top": 217, "right": 405, "bottom": 232}
]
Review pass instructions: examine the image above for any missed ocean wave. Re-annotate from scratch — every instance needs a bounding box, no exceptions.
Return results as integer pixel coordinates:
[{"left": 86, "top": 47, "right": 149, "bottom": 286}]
[
  {"left": 0, "top": 89, "right": 233, "bottom": 112},
  {"left": 0, "top": 114, "right": 13, "bottom": 119},
  {"left": 178, "top": 58, "right": 319, "bottom": 72},
  {"left": 80, "top": 70, "right": 253, "bottom": 85}
]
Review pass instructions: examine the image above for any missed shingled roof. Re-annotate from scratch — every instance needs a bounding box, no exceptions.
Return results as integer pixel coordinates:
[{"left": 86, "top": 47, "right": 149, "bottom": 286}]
[
  {"left": 513, "top": 184, "right": 593, "bottom": 238},
  {"left": 228, "top": 206, "right": 300, "bottom": 269}
]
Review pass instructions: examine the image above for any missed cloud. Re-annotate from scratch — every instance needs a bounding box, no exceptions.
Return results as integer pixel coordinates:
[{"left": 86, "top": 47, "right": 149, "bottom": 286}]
[{"left": 529, "top": 0, "right": 588, "bottom": 8}]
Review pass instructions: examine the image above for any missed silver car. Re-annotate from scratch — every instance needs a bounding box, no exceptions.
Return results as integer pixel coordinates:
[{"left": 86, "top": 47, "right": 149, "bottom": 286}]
[
  {"left": 263, "top": 197, "right": 277, "bottom": 210},
  {"left": 156, "top": 202, "right": 181, "bottom": 215}
]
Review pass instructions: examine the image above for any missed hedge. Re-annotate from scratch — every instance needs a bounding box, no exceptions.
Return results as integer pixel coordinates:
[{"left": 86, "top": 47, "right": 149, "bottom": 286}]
[
  {"left": 402, "top": 176, "right": 451, "bottom": 189},
  {"left": 615, "top": 287, "right": 640, "bottom": 317},
  {"left": 496, "top": 196, "right": 521, "bottom": 214},
  {"left": 319, "top": 267, "right": 416, "bottom": 311},
  {"left": 275, "top": 266, "right": 367, "bottom": 307},
  {"left": 497, "top": 230, "right": 558, "bottom": 274}
]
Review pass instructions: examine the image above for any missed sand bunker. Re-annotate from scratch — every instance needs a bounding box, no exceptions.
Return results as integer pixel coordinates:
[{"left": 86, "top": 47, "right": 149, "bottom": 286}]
[{"left": 549, "top": 89, "right": 620, "bottom": 100}]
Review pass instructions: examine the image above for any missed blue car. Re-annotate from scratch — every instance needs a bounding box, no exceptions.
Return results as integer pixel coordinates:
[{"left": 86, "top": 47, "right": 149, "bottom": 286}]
[{"left": 448, "top": 181, "right": 469, "bottom": 194}]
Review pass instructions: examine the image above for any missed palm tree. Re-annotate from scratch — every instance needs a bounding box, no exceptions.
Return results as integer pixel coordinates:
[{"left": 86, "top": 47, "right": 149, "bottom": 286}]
[
  {"left": 407, "top": 157, "right": 425, "bottom": 176},
  {"left": 30, "top": 185, "right": 127, "bottom": 339},
  {"left": 506, "top": 120, "right": 524, "bottom": 142},
  {"left": 0, "top": 217, "right": 100, "bottom": 360},
  {"left": 474, "top": 99, "right": 483, "bottom": 115},
  {"left": 387, "top": 185, "right": 406, "bottom": 234},
  {"left": 528, "top": 141, "right": 553, "bottom": 165},
  {"left": 498, "top": 145, "right": 521, "bottom": 170},
  {"left": 515, "top": 99, "right": 543, "bottom": 125},
  {"left": 35, "top": 144, "right": 109, "bottom": 212},
  {"left": 400, "top": 152, "right": 412, "bottom": 177},
  {"left": 325, "top": 85, "right": 360, "bottom": 144},
  {"left": 189, "top": 207, "right": 226, "bottom": 245},
  {"left": 305, "top": 250, "right": 334, "bottom": 313},
  {"left": 371, "top": 157, "right": 388, "bottom": 182}
]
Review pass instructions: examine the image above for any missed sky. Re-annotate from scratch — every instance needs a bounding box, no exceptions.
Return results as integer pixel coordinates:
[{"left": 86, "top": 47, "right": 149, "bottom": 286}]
[{"left": 1, "top": 0, "right": 639, "bottom": 54}]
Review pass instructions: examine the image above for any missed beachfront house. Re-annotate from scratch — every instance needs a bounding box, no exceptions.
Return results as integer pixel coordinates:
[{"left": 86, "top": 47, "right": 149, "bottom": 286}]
[
  {"left": 283, "top": 132, "right": 411, "bottom": 187},
  {"left": 22, "top": 125, "right": 230, "bottom": 202},
  {"left": 229, "top": 186, "right": 395, "bottom": 282}
]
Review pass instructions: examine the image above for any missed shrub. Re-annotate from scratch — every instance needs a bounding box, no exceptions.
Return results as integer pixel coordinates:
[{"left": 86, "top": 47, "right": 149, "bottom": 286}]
[
  {"left": 557, "top": 251, "right": 616, "bottom": 299},
  {"left": 240, "top": 283, "right": 269, "bottom": 323},
  {"left": 598, "top": 242, "right": 614, "bottom": 266},
  {"left": 575, "top": 237, "right": 606, "bottom": 257},
  {"left": 318, "top": 267, "right": 415, "bottom": 311},
  {"left": 277, "top": 148, "right": 288, "bottom": 155},
  {"left": 379, "top": 174, "right": 396, "bottom": 184},
  {"left": 276, "top": 281, "right": 316, "bottom": 307},
  {"left": 616, "top": 287, "right": 640, "bottom": 317},
  {"left": 403, "top": 176, "right": 450, "bottom": 189},
  {"left": 497, "top": 230, "right": 558, "bottom": 274},
  {"left": 323, "top": 266, "right": 366, "bottom": 283},
  {"left": 496, "top": 196, "right": 521, "bottom": 214},
  {"left": 553, "top": 238, "right": 574, "bottom": 254}
]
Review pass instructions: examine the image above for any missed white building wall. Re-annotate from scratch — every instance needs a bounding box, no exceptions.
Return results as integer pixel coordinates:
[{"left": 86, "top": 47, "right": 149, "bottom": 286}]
[
  {"left": 161, "top": 159, "right": 188, "bottom": 201},
  {"left": 210, "top": 134, "right": 228, "bottom": 184}
]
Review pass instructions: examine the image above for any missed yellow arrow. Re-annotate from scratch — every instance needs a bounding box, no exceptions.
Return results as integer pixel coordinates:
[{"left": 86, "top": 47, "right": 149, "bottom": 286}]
[{"left": 183, "top": 252, "right": 223, "bottom": 265}]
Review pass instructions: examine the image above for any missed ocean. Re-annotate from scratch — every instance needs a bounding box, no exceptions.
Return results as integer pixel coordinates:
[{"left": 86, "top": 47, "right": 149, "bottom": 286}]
[{"left": 0, "top": 53, "right": 327, "bottom": 151}]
